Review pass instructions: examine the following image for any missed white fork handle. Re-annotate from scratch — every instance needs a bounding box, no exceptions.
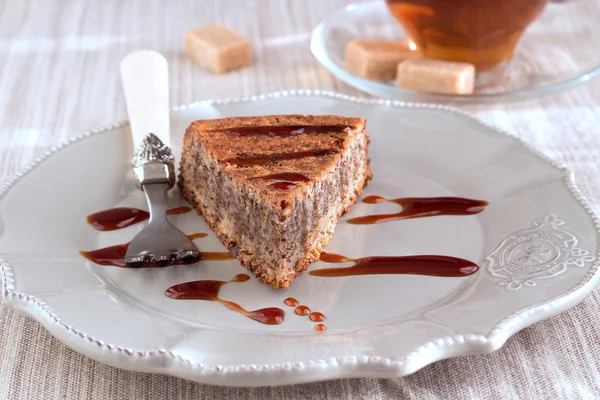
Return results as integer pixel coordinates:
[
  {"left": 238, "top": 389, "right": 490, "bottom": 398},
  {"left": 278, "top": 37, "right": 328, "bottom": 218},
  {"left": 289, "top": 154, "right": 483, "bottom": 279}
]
[{"left": 120, "top": 50, "right": 170, "bottom": 148}]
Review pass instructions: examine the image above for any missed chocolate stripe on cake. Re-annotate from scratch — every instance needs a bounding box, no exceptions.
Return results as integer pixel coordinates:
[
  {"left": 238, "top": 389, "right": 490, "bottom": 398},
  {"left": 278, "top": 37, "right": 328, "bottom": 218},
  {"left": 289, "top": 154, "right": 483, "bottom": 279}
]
[
  {"left": 247, "top": 172, "right": 311, "bottom": 182},
  {"left": 219, "top": 125, "right": 349, "bottom": 137},
  {"left": 224, "top": 149, "right": 340, "bottom": 166}
]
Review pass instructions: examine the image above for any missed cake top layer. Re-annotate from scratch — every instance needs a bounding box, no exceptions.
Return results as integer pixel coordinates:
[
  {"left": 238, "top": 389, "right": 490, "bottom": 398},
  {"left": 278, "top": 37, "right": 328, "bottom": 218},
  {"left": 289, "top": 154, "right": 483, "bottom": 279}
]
[{"left": 184, "top": 115, "right": 365, "bottom": 207}]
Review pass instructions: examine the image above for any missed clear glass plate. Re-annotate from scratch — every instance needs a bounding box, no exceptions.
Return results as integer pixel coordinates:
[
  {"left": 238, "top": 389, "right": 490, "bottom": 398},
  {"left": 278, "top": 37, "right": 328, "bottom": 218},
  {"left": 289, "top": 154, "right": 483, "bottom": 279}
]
[{"left": 310, "top": 1, "right": 600, "bottom": 103}]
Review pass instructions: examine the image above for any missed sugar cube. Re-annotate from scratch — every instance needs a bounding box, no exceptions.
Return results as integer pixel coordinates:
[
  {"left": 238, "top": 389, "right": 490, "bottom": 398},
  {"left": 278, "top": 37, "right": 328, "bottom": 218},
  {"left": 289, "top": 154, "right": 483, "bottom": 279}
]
[
  {"left": 344, "top": 40, "right": 417, "bottom": 81},
  {"left": 186, "top": 24, "right": 252, "bottom": 74},
  {"left": 396, "top": 58, "right": 475, "bottom": 95}
]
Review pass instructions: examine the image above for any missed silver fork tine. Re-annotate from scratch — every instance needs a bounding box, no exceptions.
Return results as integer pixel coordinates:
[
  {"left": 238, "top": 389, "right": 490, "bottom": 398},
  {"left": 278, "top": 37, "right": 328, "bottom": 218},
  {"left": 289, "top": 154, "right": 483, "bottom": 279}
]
[
  {"left": 125, "top": 182, "right": 198, "bottom": 265},
  {"left": 124, "top": 134, "right": 199, "bottom": 266}
]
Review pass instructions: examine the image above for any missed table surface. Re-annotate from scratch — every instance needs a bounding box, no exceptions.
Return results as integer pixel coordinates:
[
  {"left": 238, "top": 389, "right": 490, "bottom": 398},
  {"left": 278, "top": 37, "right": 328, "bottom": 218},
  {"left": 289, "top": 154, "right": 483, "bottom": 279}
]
[{"left": 1, "top": 0, "right": 599, "bottom": 398}]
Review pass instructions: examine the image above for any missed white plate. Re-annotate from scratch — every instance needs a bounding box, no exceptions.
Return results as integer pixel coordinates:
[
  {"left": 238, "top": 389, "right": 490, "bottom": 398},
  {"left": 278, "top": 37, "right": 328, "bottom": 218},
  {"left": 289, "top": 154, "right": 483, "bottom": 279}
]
[
  {"left": 310, "top": 1, "right": 600, "bottom": 103},
  {"left": 1, "top": 91, "right": 598, "bottom": 387}
]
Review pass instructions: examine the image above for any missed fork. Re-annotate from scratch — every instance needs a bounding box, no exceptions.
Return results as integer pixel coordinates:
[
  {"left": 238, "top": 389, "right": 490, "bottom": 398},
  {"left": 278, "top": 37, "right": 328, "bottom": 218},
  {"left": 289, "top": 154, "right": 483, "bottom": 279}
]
[{"left": 120, "top": 50, "right": 199, "bottom": 266}]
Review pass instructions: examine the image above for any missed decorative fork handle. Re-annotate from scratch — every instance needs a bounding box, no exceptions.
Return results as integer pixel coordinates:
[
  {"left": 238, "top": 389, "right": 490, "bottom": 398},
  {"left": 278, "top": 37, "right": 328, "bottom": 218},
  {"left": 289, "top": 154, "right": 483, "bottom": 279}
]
[
  {"left": 132, "top": 133, "right": 175, "bottom": 189},
  {"left": 120, "top": 50, "right": 170, "bottom": 148},
  {"left": 120, "top": 50, "right": 173, "bottom": 189}
]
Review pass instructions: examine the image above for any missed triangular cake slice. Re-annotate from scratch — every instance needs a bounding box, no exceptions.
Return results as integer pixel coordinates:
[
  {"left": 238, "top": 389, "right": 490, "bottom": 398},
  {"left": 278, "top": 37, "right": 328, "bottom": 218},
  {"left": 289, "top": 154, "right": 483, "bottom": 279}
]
[{"left": 179, "top": 115, "right": 371, "bottom": 288}]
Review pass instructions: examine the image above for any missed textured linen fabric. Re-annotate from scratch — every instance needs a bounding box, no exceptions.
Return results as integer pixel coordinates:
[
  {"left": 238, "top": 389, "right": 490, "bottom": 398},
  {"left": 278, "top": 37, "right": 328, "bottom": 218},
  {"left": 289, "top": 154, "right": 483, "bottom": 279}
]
[{"left": 1, "top": 0, "right": 600, "bottom": 399}]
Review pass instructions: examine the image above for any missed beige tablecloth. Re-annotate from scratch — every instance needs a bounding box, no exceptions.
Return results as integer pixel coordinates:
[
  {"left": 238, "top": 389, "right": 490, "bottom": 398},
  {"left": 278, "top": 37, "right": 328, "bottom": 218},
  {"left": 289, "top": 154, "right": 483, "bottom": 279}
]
[{"left": 1, "top": 1, "right": 600, "bottom": 398}]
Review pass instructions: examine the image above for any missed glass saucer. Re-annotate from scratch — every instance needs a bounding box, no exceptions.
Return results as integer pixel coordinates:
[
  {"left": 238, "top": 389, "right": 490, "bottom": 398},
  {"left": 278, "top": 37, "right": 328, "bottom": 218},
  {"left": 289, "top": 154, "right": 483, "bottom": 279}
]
[{"left": 310, "top": 1, "right": 600, "bottom": 103}]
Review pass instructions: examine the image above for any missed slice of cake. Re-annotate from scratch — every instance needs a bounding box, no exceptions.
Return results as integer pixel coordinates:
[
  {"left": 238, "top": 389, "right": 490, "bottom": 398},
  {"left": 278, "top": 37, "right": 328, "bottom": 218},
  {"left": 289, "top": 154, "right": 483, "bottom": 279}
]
[{"left": 179, "top": 115, "right": 371, "bottom": 288}]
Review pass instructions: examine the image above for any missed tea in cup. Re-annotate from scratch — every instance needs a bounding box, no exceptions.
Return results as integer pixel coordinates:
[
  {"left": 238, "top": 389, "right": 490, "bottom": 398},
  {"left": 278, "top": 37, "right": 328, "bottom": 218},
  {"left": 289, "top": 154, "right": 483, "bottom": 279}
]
[{"left": 386, "top": 0, "right": 548, "bottom": 72}]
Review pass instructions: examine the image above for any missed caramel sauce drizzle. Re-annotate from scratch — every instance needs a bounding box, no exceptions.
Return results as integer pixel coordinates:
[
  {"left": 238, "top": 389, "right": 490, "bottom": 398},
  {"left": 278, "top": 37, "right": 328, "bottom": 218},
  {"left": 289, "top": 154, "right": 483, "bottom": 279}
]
[
  {"left": 79, "top": 233, "right": 231, "bottom": 268},
  {"left": 268, "top": 182, "right": 297, "bottom": 190},
  {"left": 347, "top": 196, "right": 488, "bottom": 225},
  {"left": 165, "top": 274, "right": 285, "bottom": 325},
  {"left": 221, "top": 125, "right": 348, "bottom": 137},
  {"left": 312, "top": 252, "right": 479, "bottom": 277},
  {"left": 248, "top": 172, "right": 311, "bottom": 182},
  {"left": 224, "top": 149, "right": 340, "bottom": 166},
  {"left": 87, "top": 206, "right": 192, "bottom": 231}
]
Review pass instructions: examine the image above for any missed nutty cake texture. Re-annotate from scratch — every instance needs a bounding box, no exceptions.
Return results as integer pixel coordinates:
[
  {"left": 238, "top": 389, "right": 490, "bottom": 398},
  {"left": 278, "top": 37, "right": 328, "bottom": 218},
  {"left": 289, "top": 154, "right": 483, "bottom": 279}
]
[{"left": 179, "top": 115, "right": 371, "bottom": 288}]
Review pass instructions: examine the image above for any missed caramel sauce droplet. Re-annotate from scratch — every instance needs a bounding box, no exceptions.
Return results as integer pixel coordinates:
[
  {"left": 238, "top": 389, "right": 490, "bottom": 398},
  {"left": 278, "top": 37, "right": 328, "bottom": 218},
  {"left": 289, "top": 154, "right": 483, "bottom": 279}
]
[
  {"left": 284, "top": 297, "right": 299, "bottom": 307},
  {"left": 295, "top": 305, "right": 311, "bottom": 316},
  {"left": 309, "top": 312, "right": 326, "bottom": 322}
]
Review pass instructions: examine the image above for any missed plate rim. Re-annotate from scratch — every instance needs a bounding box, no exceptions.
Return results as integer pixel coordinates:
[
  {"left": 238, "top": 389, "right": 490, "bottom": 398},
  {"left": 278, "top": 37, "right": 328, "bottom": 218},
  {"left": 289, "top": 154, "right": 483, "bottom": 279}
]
[
  {"left": 310, "top": 1, "right": 600, "bottom": 104},
  {"left": 1, "top": 89, "right": 599, "bottom": 385}
]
